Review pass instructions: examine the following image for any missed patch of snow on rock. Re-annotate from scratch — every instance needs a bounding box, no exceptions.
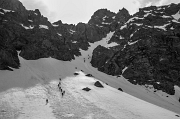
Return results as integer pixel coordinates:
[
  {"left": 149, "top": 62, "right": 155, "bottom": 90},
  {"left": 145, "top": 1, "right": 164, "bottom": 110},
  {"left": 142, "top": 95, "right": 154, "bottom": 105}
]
[
  {"left": 28, "top": 20, "right": 33, "bottom": 22},
  {"left": 122, "top": 67, "right": 128, "bottom": 74},
  {"left": 52, "top": 24, "right": 59, "bottom": 27},
  {"left": 20, "top": 24, "right": 34, "bottom": 29},
  {"left": 102, "top": 16, "right": 108, "bottom": 21},
  {"left": 98, "top": 31, "right": 118, "bottom": 49},
  {"left": 57, "top": 33, "right": 62, "bottom": 36},
  {"left": 135, "top": 23, "right": 143, "bottom": 26},
  {"left": 144, "top": 10, "right": 151, "bottom": 13},
  {"left": 39, "top": 25, "right": 49, "bottom": 29},
  {"left": 154, "top": 23, "right": 170, "bottom": 31},
  {"left": 162, "top": 15, "right": 171, "bottom": 18},
  {"left": 0, "top": 8, "right": 15, "bottom": 13},
  {"left": 102, "top": 22, "right": 111, "bottom": 25},
  {"left": 128, "top": 40, "right": 139, "bottom": 45},
  {"left": 96, "top": 24, "right": 103, "bottom": 27},
  {"left": 72, "top": 41, "right": 77, "bottom": 43},
  {"left": 172, "top": 10, "right": 180, "bottom": 20},
  {"left": 112, "top": 16, "right": 116, "bottom": 19},
  {"left": 170, "top": 26, "right": 174, "bottom": 30},
  {"left": 69, "top": 29, "right": 76, "bottom": 34},
  {"left": 144, "top": 13, "right": 152, "bottom": 17},
  {"left": 172, "top": 19, "right": 180, "bottom": 23},
  {"left": 126, "top": 17, "right": 137, "bottom": 24},
  {"left": 119, "top": 35, "right": 124, "bottom": 39},
  {"left": 120, "top": 24, "right": 127, "bottom": 30},
  {"left": 105, "top": 42, "right": 119, "bottom": 48}
]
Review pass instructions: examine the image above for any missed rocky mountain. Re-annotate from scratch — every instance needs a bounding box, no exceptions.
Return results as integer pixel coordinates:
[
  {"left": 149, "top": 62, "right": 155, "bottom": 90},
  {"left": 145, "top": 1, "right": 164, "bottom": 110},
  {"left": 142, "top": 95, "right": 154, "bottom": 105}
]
[
  {"left": 0, "top": 0, "right": 180, "bottom": 100},
  {"left": 0, "top": 0, "right": 129, "bottom": 71},
  {"left": 91, "top": 3, "right": 180, "bottom": 95}
]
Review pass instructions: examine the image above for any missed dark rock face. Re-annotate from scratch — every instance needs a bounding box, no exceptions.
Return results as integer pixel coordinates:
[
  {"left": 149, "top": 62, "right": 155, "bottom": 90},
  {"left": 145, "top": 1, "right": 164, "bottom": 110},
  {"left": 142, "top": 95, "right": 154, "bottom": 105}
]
[
  {"left": 90, "top": 3, "right": 180, "bottom": 95},
  {"left": 88, "top": 8, "right": 130, "bottom": 31},
  {"left": 82, "top": 87, "right": 91, "bottom": 91},
  {"left": 94, "top": 81, "right": 104, "bottom": 88},
  {"left": 0, "top": 0, "right": 130, "bottom": 70},
  {"left": 90, "top": 45, "right": 116, "bottom": 74},
  {"left": 0, "top": 0, "right": 27, "bottom": 14}
]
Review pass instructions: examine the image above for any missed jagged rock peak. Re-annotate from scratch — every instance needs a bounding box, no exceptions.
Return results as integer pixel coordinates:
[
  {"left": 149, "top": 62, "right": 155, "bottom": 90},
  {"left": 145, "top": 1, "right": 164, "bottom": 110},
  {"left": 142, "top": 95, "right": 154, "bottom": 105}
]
[
  {"left": 0, "top": 0, "right": 26, "bottom": 12},
  {"left": 34, "top": 9, "right": 41, "bottom": 16},
  {"left": 53, "top": 20, "right": 63, "bottom": 25},
  {"left": 88, "top": 8, "right": 115, "bottom": 25},
  {"left": 138, "top": 2, "right": 180, "bottom": 16},
  {"left": 117, "top": 7, "right": 130, "bottom": 17},
  {"left": 90, "top": 2, "right": 180, "bottom": 95},
  {"left": 92, "top": 8, "right": 116, "bottom": 17},
  {"left": 118, "top": 7, "right": 129, "bottom": 14},
  {"left": 88, "top": 8, "right": 130, "bottom": 25},
  {"left": 116, "top": 7, "right": 131, "bottom": 23}
]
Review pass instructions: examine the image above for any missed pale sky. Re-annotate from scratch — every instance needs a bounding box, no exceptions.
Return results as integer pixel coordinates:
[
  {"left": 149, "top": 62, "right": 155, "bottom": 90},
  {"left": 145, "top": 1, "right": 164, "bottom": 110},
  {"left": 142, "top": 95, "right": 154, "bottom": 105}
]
[{"left": 19, "top": 0, "right": 180, "bottom": 24}]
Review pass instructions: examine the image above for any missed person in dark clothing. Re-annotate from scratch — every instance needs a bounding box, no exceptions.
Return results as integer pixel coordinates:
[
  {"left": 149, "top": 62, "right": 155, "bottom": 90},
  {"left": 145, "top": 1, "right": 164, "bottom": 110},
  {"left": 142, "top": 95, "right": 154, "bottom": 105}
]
[
  {"left": 62, "top": 90, "right": 65, "bottom": 97},
  {"left": 58, "top": 82, "right": 61, "bottom": 88},
  {"left": 46, "top": 99, "right": 48, "bottom": 105}
]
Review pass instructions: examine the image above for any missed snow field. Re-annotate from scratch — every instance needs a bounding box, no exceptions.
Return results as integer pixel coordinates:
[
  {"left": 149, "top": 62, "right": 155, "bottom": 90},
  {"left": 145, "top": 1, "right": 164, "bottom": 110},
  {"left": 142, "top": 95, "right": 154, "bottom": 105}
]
[{"left": 0, "top": 78, "right": 115, "bottom": 119}]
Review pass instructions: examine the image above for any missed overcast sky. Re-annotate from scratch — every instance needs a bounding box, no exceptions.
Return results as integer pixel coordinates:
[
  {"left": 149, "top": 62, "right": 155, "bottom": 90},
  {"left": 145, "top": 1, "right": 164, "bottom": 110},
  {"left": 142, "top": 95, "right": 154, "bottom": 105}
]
[{"left": 19, "top": 0, "right": 180, "bottom": 24}]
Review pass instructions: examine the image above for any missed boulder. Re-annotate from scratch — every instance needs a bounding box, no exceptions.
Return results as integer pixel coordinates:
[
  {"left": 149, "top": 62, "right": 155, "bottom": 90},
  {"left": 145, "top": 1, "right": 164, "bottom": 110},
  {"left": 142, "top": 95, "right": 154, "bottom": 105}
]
[
  {"left": 94, "top": 81, "right": 104, "bottom": 88},
  {"left": 118, "top": 88, "right": 123, "bottom": 92},
  {"left": 82, "top": 87, "right": 91, "bottom": 92},
  {"left": 74, "top": 73, "right": 79, "bottom": 75},
  {"left": 85, "top": 74, "right": 93, "bottom": 77}
]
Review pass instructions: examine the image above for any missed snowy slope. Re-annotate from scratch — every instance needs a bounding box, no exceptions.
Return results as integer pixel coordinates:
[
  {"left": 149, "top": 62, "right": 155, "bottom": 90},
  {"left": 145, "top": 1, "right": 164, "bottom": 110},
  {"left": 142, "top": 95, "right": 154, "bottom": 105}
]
[
  {"left": 72, "top": 32, "right": 180, "bottom": 114},
  {"left": 63, "top": 71, "right": 180, "bottom": 119},
  {"left": 0, "top": 71, "right": 180, "bottom": 119},
  {"left": 0, "top": 32, "right": 180, "bottom": 117}
]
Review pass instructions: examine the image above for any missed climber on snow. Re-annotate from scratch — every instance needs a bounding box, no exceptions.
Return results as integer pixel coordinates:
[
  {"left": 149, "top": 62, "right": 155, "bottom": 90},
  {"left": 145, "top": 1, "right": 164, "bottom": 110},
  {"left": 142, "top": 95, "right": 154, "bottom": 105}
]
[{"left": 46, "top": 99, "right": 48, "bottom": 105}]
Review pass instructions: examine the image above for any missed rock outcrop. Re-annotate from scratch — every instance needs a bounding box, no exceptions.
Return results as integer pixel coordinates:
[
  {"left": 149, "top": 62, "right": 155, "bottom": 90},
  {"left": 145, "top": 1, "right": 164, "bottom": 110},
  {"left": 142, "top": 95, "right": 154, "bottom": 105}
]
[
  {"left": 94, "top": 81, "right": 104, "bottom": 88},
  {"left": 118, "top": 88, "right": 123, "bottom": 92},
  {"left": 0, "top": 0, "right": 129, "bottom": 71},
  {"left": 91, "top": 3, "right": 180, "bottom": 95}
]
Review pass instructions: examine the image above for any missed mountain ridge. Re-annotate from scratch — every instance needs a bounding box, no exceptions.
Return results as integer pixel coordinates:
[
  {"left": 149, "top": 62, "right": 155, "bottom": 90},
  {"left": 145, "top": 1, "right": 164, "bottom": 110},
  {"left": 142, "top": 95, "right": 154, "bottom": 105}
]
[
  {"left": 0, "top": 0, "right": 130, "bottom": 68},
  {"left": 0, "top": 0, "right": 180, "bottom": 113}
]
